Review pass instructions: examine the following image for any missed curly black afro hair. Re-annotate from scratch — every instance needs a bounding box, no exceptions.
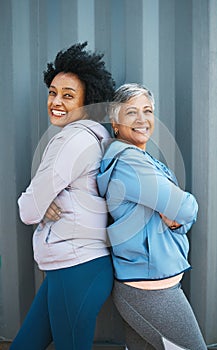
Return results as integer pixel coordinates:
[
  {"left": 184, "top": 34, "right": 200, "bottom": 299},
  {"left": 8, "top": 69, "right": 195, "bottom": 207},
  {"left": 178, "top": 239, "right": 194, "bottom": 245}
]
[{"left": 43, "top": 42, "right": 115, "bottom": 121}]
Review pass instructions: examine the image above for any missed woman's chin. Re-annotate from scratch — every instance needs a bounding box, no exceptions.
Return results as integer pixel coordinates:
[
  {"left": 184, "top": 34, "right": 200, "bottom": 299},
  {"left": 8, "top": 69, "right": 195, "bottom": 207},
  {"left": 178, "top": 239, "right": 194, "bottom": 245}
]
[{"left": 49, "top": 116, "right": 65, "bottom": 126}]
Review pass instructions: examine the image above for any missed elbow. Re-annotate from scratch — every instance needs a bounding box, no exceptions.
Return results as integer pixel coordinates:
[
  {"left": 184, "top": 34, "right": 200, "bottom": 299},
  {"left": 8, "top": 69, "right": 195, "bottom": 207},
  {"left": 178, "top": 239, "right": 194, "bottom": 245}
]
[
  {"left": 176, "top": 193, "right": 198, "bottom": 224},
  {"left": 182, "top": 201, "right": 198, "bottom": 223},
  {"left": 19, "top": 210, "right": 37, "bottom": 225},
  {"left": 18, "top": 195, "right": 42, "bottom": 225}
]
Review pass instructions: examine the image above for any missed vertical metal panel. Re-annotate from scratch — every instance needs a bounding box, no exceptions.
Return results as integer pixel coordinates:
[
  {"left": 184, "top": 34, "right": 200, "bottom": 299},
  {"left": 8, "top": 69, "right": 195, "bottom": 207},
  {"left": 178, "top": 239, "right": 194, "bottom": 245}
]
[
  {"left": 125, "top": 0, "right": 143, "bottom": 83},
  {"left": 192, "top": 0, "right": 210, "bottom": 333},
  {"left": 0, "top": 0, "right": 20, "bottom": 339},
  {"left": 11, "top": 0, "right": 37, "bottom": 322},
  {"left": 78, "top": 0, "right": 95, "bottom": 49},
  {"left": 191, "top": 0, "right": 217, "bottom": 344},
  {"left": 0, "top": 0, "right": 35, "bottom": 338},
  {"left": 159, "top": 0, "right": 175, "bottom": 132},
  {"left": 110, "top": 0, "right": 126, "bottom": 87},
  {"left": 142, "top": 0, "right": 160, "bottom": 108},
  {"left": 174, "top": 0, "right": 193, "bottom": 297},
  {"left": 175, "top": 0, "right": 193, "bottom": 192},
  {"left": 95, "top": 0, "right": 112, "bottom": 70},
  {"left": 60, "top": 0, "right": 78, "bottom": 48},
  {"left": 158, "top": 0, "right": 176, "bottom": 179},
  {"left": 12, "top": 0, "right": 36, "bottom": 326}
]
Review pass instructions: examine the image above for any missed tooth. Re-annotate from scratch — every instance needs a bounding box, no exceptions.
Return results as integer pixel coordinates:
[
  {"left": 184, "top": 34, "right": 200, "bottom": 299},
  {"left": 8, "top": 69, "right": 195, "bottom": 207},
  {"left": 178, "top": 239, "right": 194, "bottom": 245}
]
[{"left": 53, "top": 110, "right": 66, "bottom": 116}]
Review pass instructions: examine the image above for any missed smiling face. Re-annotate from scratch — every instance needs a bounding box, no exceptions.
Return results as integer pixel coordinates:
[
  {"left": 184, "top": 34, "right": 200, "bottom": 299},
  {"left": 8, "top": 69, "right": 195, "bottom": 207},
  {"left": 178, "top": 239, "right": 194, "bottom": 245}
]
[
  {"left": 112, "top": 94, "right": 154, "bottom": 150},
  {"left": 47, "top": 72, "right": 86, "bottom": 127}
]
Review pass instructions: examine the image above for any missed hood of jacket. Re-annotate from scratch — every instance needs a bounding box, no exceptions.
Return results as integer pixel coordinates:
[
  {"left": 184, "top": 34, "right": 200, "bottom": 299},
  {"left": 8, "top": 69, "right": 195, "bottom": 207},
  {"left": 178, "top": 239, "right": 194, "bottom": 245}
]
[
  {"left": 66, "top": 119, "right": 110, "bottom": 142},
  {"left": 97, "top": 140, "right": 140, "bottom": 197}
]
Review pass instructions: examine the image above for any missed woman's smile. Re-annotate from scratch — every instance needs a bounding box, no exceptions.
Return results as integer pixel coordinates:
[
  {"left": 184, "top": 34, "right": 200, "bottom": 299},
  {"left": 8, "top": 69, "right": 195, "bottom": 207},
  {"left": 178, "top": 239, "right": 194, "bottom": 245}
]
[
  {"left": 113, "top": 94, "right": 154, "bottom": 150},
  {"left": 51, "top": 109, "right": 67, "bottom": 117},
  {"left": 132, "top": 126, "right": 150, "bottom": 134},
  {"left": 47, "top": 72, "right": 86, "bottom": 127}
]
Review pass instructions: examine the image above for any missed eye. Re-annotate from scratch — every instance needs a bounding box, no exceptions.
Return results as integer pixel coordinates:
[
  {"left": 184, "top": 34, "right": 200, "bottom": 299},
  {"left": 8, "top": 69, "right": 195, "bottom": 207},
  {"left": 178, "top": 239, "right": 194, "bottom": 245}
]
[
  {"left": 126, "top": 110, "right": 136, "bottom": 116},
  {"left": 63, "top": 93, "right": 73, "bottom": 99},
  {"left": 144, "top": 109, "right": 153, "bottom": 114},
  {"left": 48, "top": 90, "right": 56, "bottom": 96}
]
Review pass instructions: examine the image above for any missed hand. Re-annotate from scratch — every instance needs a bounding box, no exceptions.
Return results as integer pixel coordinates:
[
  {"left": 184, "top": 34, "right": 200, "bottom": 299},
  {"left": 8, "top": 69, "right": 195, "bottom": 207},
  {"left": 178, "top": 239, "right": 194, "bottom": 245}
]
[
  {"left": 159, "top": 213, "right": 181, "bottom": 230},
  {"left": 43, "top": 201, "right": 62, "bottom": 222}
]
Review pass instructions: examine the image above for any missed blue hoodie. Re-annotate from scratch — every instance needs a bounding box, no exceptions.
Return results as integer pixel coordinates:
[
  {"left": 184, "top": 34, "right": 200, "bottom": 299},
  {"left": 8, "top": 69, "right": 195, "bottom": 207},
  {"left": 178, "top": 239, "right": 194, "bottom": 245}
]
[{"left": 97, "top": 140, "right": 198, "bottom": 281}]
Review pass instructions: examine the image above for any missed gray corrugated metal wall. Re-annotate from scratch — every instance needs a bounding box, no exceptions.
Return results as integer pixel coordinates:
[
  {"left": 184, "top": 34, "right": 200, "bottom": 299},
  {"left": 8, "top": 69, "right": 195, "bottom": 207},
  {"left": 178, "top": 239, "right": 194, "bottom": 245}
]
[
  {"left": 0, "top": 0, "right": 216, "bottom": 346},
  {"left": 191, "top": 0, "right": 217, "bottom": 343}
]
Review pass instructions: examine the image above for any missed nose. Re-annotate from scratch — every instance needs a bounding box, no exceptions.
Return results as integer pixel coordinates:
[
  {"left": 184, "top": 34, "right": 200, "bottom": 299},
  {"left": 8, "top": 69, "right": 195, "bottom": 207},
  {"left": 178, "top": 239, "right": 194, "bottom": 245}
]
[
  {"left": 52, "top": 94, "right": 63, "bottom": 106},
  {"left": 137, "top": 110, "right": 146, "bottom": 122}
]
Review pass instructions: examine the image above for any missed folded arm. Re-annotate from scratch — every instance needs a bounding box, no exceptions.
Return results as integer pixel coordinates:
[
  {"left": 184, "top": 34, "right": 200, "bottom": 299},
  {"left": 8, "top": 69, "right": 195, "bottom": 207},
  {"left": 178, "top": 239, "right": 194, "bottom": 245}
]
[
  {"left": 18, "top": 130, "right": 100, "bottom": 224},
  {"left": 112, "top": 150, "right": 198, "bottom": 228}
]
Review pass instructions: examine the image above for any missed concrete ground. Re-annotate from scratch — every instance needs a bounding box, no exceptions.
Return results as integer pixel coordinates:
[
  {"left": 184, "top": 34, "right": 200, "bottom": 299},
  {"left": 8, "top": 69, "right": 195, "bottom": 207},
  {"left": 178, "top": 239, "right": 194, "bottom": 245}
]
[
  {"left": 2, "top": 340, "right": 216, "bottom": 349},
  {"left": 0, "top": 341, "right": 125, "bottom": 350},
  {"left": 47, "top": 343, "right": 125, "bottom": 350}
]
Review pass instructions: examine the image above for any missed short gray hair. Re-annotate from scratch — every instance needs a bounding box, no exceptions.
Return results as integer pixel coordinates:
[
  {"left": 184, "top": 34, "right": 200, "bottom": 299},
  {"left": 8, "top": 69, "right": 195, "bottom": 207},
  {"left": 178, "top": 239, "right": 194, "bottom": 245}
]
[{"left": 109, "top": 83, "right": 155, "bottom": 123}]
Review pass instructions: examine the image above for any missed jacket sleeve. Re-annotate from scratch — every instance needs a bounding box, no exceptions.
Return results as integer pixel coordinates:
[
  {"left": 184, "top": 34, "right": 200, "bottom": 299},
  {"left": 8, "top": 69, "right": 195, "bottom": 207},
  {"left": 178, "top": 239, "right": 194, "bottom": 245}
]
[
  {"left": 109, "top": 149, "right": 198, "bottom": 226},
  {"left": 18, "top": 130, "right": 101, "bottom": 225}
]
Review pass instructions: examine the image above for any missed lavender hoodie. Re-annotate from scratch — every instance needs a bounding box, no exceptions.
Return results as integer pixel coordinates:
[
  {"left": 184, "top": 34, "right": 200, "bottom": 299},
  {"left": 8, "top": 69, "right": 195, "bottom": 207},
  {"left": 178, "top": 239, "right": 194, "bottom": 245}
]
[{"left": 18, "top": 120, "right": 111, "bottom": 270}]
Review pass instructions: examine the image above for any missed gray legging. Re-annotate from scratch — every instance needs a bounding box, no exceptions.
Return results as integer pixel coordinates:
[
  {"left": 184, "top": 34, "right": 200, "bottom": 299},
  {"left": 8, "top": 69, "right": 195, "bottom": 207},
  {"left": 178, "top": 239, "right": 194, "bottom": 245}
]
[{"left": 112, "top": 281, "right": 207, "bottom": 350}]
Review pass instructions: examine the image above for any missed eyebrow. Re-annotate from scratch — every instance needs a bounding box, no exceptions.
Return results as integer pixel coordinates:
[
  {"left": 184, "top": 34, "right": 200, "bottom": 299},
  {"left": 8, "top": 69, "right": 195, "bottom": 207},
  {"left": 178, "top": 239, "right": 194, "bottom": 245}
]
[
  {"left": 49, "top": 85, "right": 76, "bottom": 92},
  {"left": 125, "top": 105, "right": 152, "bottom": 110},
  {"left": 125, "top": 106, "right": 137, "bottom": 110}
]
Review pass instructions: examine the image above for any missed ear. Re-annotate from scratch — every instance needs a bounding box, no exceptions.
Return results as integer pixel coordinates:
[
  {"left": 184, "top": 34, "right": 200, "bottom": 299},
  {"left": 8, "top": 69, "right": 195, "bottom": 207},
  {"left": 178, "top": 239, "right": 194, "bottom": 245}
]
[
  {"left": 111, "top": 120, "right": 119, "bottom": 136},
  {"left": 111, "top": 120, "right": 118, "bottom": 130}
]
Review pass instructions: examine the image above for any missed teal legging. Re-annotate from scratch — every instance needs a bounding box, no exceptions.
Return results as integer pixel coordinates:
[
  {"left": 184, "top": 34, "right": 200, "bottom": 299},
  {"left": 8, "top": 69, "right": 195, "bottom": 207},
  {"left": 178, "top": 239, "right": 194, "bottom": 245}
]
[{"left": 10, "top": 256, "right": 113, "bottom": 350}]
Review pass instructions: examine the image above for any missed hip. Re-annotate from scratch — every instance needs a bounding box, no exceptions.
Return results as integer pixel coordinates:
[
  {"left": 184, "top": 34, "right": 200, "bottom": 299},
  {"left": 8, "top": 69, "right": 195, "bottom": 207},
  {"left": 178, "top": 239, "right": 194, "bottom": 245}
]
[{"left": 123, "top": 273, "right": 183, "bottom": 290}]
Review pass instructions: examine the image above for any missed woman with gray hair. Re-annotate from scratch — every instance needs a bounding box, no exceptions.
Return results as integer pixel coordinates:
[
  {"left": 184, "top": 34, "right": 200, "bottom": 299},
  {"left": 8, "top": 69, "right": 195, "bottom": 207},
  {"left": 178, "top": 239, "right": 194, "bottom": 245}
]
[{"left": 97, "top": 83, "right": 206, "bottom": 349}]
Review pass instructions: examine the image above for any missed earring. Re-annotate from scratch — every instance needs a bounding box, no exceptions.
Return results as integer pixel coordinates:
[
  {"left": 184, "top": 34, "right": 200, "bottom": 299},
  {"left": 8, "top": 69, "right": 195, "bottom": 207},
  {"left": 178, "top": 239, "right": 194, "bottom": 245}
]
[{"left": 114, "top": 128, "right": 119, "bottom": 136}]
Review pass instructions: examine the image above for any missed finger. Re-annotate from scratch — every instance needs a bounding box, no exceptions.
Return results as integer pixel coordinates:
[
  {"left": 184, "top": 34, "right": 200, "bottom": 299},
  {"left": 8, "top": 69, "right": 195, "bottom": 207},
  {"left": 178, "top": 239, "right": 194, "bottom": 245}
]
[
  {"left": 50, "top": 202, "right": 62, "bottom": 215},
  {"left": 50, "top": 202, "right": 61, "bottom": 213},
  {"left": 45, "top": 207, "right": 61, "bottom": 221},
  {"left": 49, "top": 208, "right": 61, "bottom": 218}
]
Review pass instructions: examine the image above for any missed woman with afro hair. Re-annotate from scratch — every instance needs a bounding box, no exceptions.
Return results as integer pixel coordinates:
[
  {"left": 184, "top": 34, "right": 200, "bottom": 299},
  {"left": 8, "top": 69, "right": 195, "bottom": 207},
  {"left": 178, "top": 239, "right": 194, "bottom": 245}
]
[{"left": 11, "top": 42, "right": 115, "bottom": 350}]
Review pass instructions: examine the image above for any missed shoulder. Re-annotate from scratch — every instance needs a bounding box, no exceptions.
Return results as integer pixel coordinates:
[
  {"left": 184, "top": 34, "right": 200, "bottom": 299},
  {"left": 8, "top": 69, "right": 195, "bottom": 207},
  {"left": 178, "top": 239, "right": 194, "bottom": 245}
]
[
  {"left": 103, "top": 140, "right": 156, "bottom": 165},
  {"left": 102, "top": 141, "right": 155, "bottom": 173},
  {"left": 70, "top": 120, "right": 111, "bottom": 140},
  {"left": 43, "top": 123, "right": 101, "bottom": 163},
  {"left": 55, "top": 121, "right": 105, "bottom": 147},
  {"left": 104, "top": 140, "right": 142, "bottom": 158},
  {"left": 115, "top": 142, "right": 153, "bottom": 166}
]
